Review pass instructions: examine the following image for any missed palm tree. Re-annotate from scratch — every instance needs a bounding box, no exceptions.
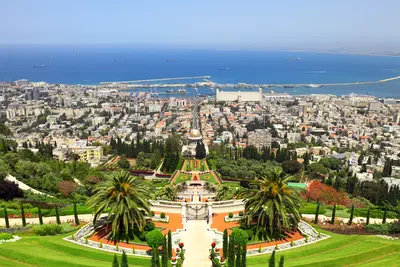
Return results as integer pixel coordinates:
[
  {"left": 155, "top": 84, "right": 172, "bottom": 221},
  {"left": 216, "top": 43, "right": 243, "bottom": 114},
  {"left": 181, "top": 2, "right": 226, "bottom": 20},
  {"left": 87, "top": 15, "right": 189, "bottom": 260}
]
[
  {"left": 216, "top": 184, "right": 235, "bottom": 200},
  {"left": 157, "top": 185, "right": 178, "bottom": 201},
  {"left": 176, "top": 183, "right": 187, "bottom": 193},
  {"left": 241, "top": 167, "right": 301, "bottom": 240},
  {"left": 87, "top": 170, "right": 151, "bottom": 242},
  {"left": 204, "top": 182, "right": 217, "bottom": 193}
]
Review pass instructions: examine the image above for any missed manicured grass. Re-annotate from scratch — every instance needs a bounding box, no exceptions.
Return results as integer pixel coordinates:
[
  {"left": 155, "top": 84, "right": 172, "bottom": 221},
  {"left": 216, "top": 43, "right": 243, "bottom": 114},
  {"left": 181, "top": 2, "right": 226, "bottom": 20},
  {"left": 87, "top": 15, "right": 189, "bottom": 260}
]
[
  {"left": 173, "top": 173, "right": 191, "bottom": 184},
  {"left": 0, "top": 234, "right": 150, "bottom": 267},
  {"left": 247, "top": 229, "right": 400, "bottom": 267},
  {"left": 199, "top": 173, "right": 218, "bottom": 184}
]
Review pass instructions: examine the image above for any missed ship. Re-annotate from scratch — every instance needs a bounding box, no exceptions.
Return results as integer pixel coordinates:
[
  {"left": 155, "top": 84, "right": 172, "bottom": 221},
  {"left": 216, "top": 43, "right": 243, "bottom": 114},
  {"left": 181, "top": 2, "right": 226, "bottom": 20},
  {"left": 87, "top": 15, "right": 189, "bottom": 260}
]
[
  {"left": 178, "top": 89, "right": 186, "bottom": 94},
  {"left": 33, "top": 65, "right": 45, "bottom": 68},
  {"left": 166, "top": 89, "right": 175, "bottom": 93},
  {"left": 218, "top": 68, "right": 229, "bottom": 71},
  {"left": 288, "top": 57, "right": 301, "bottom": 61},
  {"left": 284, "top": 85, "right": 294, "bottom": 88},
  {"left": 166, "top": 59, "right": 179, "bottom": 62},
  {"left": 307, "top": 83, "right": 322, "bottom": 88}
]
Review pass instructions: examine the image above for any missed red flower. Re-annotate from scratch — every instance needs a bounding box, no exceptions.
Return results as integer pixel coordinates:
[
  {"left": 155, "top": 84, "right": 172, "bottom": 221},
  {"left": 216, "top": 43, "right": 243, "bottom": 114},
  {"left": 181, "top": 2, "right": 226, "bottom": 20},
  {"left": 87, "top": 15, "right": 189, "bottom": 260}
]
[
  {"left": 171, "top": 257, "right": 177, "bottom": 262},
  {"left": 211, "top": 241, "right": 216, "bottom": 248},
  {"left": 179, "top": 242, "right": 184, "bottom": 248},
  {"left": 176, "top": 248, "right": 180, "bottom": 252}
]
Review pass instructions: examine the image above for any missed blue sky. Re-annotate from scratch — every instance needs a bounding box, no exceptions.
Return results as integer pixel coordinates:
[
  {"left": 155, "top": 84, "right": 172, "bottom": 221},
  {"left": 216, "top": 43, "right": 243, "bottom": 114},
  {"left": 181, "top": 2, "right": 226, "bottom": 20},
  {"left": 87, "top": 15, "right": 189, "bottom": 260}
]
[{"left": 1, "top": 0, "right": 399, "bottom": 49}]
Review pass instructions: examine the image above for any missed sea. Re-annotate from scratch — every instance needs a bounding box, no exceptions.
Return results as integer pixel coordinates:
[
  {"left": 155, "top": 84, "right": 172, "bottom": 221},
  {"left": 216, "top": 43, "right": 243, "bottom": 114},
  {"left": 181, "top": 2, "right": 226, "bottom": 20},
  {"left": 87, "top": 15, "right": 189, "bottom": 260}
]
[{"left": 1, "top": 45, "right": 400, "bottom": 98}]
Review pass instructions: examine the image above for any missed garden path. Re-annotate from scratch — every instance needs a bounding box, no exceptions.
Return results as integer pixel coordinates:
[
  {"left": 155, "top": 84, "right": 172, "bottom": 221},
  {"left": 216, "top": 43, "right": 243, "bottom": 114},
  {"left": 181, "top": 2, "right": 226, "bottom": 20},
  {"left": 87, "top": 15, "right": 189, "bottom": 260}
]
[{"left": 181, "top": 220, "right": 213, "bottom": 267}]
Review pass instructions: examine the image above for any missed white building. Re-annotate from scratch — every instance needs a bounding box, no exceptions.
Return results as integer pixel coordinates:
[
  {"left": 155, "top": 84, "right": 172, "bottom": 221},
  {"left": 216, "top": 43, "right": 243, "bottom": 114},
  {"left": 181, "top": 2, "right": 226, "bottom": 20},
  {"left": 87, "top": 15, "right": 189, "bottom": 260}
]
[{"left": 216, "top": 88, "right": 262, "bottom": 102}]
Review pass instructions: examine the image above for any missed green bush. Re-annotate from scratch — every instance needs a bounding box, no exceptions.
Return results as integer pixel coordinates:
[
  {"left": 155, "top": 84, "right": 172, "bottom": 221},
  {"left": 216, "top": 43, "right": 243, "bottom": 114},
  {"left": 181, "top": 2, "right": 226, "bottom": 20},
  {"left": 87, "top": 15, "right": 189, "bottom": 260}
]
[
  {"left": 239, "top": 211, "right": 244, "bottom": 216},
  {"left": 228, "top": 212, "right": 233, "bottom": 218},
  {"left": 0, "top": 233, "right": 13, "bottom": 240},
  {"left": 160, "top": 213, "right": 166, "bottom": 219},
  {"left": 364, "top": 223, "right": 392, "bottom": 234},
  {"left": 390, "top": 221, "right": 400, "bottom": 233},
  {"left": 33, "top": 224, "right": 63, "bottom": 236},
  {"left": 146, "top": 229, "right": 164, "bottom": 248},
  {"left": 353, "top": 208, "right": 397, "bottom": 219},
  {"left": 145, "top": 221, "right": 155, "bottom": 231}
]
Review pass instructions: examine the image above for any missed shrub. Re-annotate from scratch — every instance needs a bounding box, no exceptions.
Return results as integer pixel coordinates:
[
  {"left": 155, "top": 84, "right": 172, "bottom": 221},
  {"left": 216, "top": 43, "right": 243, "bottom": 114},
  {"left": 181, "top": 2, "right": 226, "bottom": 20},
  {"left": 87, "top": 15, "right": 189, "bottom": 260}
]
[
  {"left": 160, "top": 213, "right": 166, "bottom": 219},
  {"left": 145, "top": 221, "right": 155, "bottom": 231},
  {"left": 151, "top": 211, "right": 155, "bottom": 217},
  {"left": 365, "top": 223, "right": 392, "bottom": 234},
  {"left": 0, "top": 233, "right": 13, "bottom": 240},
  {"left": 228, "top": 212, "right": 233, "bottom": 218},
  {"left": 99, "top": 241, "right": 103, "bottom": 248},
  {"left": 146, "top": 229, "right": 164, "bottom": 248},
  {"left": 33, "top": 224, "right": 63, "bottom": 236},
  {"left": 239, "top": 211, "right": 244, "bottom": 216}
]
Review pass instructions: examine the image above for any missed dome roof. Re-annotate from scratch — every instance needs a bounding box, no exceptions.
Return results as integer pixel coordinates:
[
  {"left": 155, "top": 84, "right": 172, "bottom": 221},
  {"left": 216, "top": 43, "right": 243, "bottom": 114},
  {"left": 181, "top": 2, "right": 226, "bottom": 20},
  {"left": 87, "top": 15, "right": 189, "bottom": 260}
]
[{"left": 189, "top": 129, "right": 202, "bottom": 139}]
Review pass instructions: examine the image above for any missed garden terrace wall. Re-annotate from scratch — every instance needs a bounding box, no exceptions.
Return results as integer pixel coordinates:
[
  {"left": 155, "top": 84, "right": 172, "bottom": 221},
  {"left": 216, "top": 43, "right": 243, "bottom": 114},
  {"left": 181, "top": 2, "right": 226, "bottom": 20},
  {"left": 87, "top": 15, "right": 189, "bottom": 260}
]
[{"left": 210, "top": 200, "right": 245, "bottom": 214}]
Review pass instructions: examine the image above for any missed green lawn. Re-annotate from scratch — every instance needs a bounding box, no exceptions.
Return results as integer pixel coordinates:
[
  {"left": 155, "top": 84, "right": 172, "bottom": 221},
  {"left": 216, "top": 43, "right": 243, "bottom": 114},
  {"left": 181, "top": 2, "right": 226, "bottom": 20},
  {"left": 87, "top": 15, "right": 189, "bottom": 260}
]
[
  {"left": 173, "top": 173, "right": 191, "bottom": 184},
  {"left": 0, "top": 229, "right": 399, "bottom": 266},
  {"left": 0, "top": 234, "right": 150, "bottom": 267},
  {"left": 247, "top": 229, "right": 400, "bottom": 267},
  {"left": 199, "top": 173, "right": 218, "bottom": 184}
]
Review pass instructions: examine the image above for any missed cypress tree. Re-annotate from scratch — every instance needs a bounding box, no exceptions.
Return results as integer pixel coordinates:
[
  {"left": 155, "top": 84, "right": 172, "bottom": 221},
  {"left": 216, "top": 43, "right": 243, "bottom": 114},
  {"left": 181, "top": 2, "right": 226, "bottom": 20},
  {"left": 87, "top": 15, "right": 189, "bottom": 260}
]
[
  {"left": 223, "top": 229, "right": 228, "bottom": 258},
  {"left": 3, "top": 206, "right": 9, "bottom": 228},
  {"left": 269, "top": 250, "right": 276, "bottom": 267},
  {"left": 235, "top": 244, "right": 241, "bottom": 267},
  {"left": 161, "top": 236, "right": 168, "bottom": 267},
  {"left": 38, "top": 206, "right": 43, "bottom": 225},
  {"left": 279, "top": 255, "right": 285, "bottom": 267},
  {"left": 348, "top": 204, "right": 355, "bottom": 226},
  {"left": 167, "top": 230, "right": 172, "bottom": 259},
  {"left": 366, "top": 207, "right": 371, "bottom": 225},
  {"left": 314, "top": 201, "right": 320, "bottom": 224},
  {"left": 330, "top": 204, "right": 336, "bottom": 224},
  {"left": 121, "top": 250, "right": 128, "bottom": 267},
  {"left": 21, "top": 203, "right": 26, "bottom": 227},
  {"left": 228, "top": 235, "right": 235, "bottom": 267},
  {"left": 382, "top": 208, "right": 387, "bottom": 224},
  {"left": 112, "top": 254, "right": 119, "bottom": 267},
  {"left": 241, "top": 243, "right": 247, "bottom": 267},
  {"left": 73, "top": 202, "right": 80, "bottom": 225},
  {"left": 55, "top": 206, "right": 61, "bottom": 225}
]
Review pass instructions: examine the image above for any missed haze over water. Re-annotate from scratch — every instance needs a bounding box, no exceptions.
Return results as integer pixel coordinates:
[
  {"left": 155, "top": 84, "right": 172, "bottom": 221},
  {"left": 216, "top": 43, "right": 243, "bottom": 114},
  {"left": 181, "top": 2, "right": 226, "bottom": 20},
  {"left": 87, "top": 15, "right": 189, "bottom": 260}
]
[{"left": 1, "top": 46, "right": 400, "bottom": 98}]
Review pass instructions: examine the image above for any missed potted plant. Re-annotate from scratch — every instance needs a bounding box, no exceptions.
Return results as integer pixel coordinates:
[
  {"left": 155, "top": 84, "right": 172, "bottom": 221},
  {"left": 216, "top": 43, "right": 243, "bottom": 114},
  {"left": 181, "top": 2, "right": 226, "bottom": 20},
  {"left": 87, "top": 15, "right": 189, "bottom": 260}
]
[{"left": 171, "top": 257, "right": 177, "bottom": 267}]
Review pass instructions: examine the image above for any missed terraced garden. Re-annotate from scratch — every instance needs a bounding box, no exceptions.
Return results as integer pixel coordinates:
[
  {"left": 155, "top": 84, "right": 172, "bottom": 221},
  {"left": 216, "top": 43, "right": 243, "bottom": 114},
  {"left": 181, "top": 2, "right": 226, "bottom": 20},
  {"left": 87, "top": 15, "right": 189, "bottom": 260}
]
[{"left": 1, "top": 229, "right": 398, "bottom": 266}]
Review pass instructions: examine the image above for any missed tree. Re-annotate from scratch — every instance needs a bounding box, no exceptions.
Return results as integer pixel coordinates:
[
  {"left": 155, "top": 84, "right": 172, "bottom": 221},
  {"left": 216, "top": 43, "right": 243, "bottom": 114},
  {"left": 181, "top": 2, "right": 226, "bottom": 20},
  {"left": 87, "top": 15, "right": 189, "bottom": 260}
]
[
  {"left": 3, "top": 206, "right": 9, "bottom": 228},
  {"left": 242, "top": 167, "right": 301, "bottom": 240},
  {"left": 121, "top": 250, "right": 128, "bottom": 267},
  {"left": 161, "top": 235, "right": 168, "bottom": 267},
  {"left": 228, "top": 234, "right": 235, "bottom": 267},
  {"left": 330, "top": 204, "right": 336, "bottom": 224},
  {"left": 382, "top": 208, "right": 387, "bottom": 224},
  {"left": 366, "top": 207, "right": 370, "bottom": 225},
  {"left": 348, "top": 204, "right": 355, "bottom": 225},
  {"left": 195, "top": 141, "right": 206, "bottom": 159},
  {"left": 58, "top": 180, "right": 78, "bottom": 197},
  {"left": 73, "top": 202, "right": 80, "bottom": 225},
  {"left": 314, "top": 201, "right": 320, "bottom": 224},
  {"left": 167, "top": 230, "right": 172, "bottom": 259},
  {"left": 118, "top": 155, "right": 131, "bottom": 170},
  {"left": 0, "top": 179, "right": 24, "bottom": 201},
  {"left": 279, "top": 255, "right": 285, "bottom": 267},
  {"left": 269, "top": 250, "right": 276, "bottom": 267},
  {"left": 38, "top": 206, "right": 43, "bottom": 225},
  {"left": 216, "top": 184, "right": 235, "bottom": 201},
  {"left": 55, "top": 206, "right": 61, "bottom": 224},
  {"left": 157, "top": 185, "right": 177, "bottom": 201},
  {"left": 112, "top": 254, "right": 119, "bottom": 267},
  {"left": 21, "top": 203, "right": 26, "bottom": 227},
  {"left": 87, "top": 171, "right": 151, "bottom": 242},
  {"left": 223, "top": 229, "right": 228, "bottom": 258},
  {"left": 282, "top": 160, "right": 302, "bottom": 175}
]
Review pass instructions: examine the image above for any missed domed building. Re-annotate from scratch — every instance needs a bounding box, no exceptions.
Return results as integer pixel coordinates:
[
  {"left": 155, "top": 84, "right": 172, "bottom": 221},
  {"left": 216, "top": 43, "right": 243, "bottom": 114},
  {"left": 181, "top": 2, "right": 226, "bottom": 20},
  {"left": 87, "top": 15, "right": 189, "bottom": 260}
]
[{"left": 182, "top": 129, "right": 208, "bottom": 157}]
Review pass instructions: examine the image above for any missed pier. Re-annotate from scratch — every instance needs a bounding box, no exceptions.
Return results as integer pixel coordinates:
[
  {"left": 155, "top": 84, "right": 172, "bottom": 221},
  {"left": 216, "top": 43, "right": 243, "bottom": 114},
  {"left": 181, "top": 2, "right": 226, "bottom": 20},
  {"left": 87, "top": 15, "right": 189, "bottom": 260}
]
[{"left": 100, "top": 76, "right": 211, "bottom": 84}]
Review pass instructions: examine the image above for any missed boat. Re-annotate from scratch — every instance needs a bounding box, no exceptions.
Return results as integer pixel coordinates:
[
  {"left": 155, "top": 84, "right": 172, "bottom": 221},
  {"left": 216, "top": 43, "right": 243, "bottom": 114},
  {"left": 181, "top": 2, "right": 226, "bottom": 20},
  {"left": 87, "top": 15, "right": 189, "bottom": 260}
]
[
  {"left": 284, "top": 85, "right": 294, "bottom": 88},
  {"left": 218, "top": 68, "right": 229, "bottom": 71},
  {"left": 166, "top": 89, "right": 175, "bottom": 93},
  {"left": 33, "top": 65, "right": 45, "bottom": 68},
  {"left": 307, "top": 84, "right": 322, "bottom": 88},
  {"left": 178, "top": 89, "right": 186, "bottom": 94},
  {"left": 166, "top": 59, "right": 179, "bottom": 62},
  {"left": 288, "top": 57, "right": 301, "bottom": 61}
]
